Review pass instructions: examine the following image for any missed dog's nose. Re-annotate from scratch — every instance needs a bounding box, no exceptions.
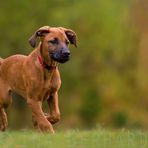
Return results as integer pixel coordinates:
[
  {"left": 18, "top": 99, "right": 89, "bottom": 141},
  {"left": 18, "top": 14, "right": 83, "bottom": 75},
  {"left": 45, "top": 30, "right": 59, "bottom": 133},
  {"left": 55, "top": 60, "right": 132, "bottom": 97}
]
[{"left": 62, "top": 51, "right": 70, "bottom": 57}]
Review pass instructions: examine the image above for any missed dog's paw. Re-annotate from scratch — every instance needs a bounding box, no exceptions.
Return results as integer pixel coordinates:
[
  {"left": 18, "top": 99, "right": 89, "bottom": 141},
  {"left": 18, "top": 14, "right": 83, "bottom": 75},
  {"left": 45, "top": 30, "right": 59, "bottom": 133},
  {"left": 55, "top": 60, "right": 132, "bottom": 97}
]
[
  {"left": 47, "top": 116, "right": 60, "bottom": 125},
  {"left": 38, "top": 120, "right": 54, "bottom": 133},
  {"left": 44, "top": 112, "right": 60, "bottom": 124}
]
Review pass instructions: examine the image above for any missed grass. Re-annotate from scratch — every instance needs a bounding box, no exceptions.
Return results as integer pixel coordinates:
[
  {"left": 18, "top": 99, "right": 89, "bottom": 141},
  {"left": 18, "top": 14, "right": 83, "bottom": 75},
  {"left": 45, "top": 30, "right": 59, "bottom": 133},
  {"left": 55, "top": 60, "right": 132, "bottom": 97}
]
[{"left": 0, "top": 129, "right": 148, "bottom": 148}]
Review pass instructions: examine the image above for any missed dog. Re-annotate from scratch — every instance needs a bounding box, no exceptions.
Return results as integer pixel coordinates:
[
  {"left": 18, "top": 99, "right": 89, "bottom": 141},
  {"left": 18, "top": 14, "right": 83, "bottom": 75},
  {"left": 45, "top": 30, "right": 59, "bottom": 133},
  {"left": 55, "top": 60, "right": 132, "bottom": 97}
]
[{"left": 0, "top": 26, "right": 77, "bottom": 133}]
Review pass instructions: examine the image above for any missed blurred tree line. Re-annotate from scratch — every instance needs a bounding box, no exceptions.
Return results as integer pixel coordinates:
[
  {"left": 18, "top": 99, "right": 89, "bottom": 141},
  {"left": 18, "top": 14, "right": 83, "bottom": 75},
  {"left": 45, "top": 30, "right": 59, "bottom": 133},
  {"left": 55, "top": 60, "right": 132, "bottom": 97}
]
[{"left": 0, "top": 0, "right": 148, "bottom": 130}]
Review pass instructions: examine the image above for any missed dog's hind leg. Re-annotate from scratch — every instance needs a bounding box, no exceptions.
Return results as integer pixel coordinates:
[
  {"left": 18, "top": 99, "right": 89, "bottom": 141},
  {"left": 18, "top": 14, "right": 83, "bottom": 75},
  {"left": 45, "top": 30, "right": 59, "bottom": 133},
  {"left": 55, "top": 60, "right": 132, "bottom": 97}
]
[
  {"left": 0, "top": 108, "right": 8, "bottom": 131},
  {"left": 0, "top": 95, "right": 12, "bottom": 131},
  {"left": 0, "top": 79, "right": 12, "bottom": 131}
]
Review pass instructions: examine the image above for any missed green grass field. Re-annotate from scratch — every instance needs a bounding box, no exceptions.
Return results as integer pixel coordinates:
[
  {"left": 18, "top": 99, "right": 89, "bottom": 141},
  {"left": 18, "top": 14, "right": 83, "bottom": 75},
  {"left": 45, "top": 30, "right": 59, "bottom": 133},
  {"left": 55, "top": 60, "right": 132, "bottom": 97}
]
[{"left": 0, "top": 129, "right": 148, "bottom": 148}]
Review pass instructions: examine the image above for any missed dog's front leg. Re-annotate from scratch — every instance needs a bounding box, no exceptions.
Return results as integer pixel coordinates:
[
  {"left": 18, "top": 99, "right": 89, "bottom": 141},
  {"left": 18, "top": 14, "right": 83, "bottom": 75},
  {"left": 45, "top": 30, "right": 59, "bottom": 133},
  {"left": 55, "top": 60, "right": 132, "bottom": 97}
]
[
  {"left": 46, "top": 92, "right": 60, "bottom": 124},
  {"left": 27, "top": 98, "right": 54, "bottom": 133}
]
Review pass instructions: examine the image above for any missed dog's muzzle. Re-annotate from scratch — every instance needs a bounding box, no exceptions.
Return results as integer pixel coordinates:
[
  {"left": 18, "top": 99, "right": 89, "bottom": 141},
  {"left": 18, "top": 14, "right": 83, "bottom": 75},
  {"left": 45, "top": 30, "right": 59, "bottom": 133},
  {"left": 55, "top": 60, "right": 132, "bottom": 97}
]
[{"left": 50, "top": 48, "right": 70, "bottom": 63}]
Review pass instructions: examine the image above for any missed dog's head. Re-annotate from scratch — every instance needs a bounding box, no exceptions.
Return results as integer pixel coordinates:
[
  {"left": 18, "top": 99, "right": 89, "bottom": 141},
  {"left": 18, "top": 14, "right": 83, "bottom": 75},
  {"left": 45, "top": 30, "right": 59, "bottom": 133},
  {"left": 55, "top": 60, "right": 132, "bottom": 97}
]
[{"left": 29, "top": 26, "right": 77, "bottom": 63}]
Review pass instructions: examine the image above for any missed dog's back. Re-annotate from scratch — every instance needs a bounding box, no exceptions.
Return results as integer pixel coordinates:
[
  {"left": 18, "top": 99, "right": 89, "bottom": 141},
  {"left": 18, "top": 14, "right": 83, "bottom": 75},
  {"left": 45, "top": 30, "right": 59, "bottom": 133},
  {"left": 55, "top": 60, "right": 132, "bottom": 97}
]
[{"left": 0, "top": 57, "right": 3, "bottom": 66}]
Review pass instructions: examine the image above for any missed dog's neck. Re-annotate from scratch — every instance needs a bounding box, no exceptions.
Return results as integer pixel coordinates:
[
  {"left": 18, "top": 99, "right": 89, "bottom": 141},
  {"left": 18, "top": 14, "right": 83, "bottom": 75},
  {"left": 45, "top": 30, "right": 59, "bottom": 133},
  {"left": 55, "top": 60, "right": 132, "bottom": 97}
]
[{"left": 37, "top": 55, "right": 57, "bottom": 71}]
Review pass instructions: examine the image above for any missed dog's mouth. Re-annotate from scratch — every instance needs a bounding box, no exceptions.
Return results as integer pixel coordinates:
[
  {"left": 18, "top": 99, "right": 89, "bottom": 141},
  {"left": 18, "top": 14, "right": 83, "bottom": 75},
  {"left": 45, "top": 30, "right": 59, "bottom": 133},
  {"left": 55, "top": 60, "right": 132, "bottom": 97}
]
[{"left": 50, "top": 50, "right": 70, "bottom": 63}]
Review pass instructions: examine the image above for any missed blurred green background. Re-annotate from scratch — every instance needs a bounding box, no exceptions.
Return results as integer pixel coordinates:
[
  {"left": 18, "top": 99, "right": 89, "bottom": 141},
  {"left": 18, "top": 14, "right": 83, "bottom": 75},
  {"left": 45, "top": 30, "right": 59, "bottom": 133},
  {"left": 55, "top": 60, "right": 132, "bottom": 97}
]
[{"left": 0, "top": 0, "right": 148, "bottom": 130}]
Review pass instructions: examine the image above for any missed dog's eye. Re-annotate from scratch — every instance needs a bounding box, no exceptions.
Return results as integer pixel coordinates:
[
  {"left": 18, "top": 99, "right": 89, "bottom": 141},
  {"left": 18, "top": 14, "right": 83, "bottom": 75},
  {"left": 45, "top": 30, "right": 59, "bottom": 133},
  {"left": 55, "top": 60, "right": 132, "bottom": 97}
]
[
  {"left": 66, "top": 40, "right": 70, "bottom": 45},
  {"left": 48, "top": 38, "right": 58, "bottom": 45}
]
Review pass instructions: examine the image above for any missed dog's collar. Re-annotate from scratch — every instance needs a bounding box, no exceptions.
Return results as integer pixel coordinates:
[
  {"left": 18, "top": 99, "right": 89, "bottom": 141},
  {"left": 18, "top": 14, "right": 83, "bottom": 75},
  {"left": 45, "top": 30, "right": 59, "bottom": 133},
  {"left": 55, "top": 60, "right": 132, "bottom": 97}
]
[{"left": 37, "top": 55, "right": 56, "bottom": 70}]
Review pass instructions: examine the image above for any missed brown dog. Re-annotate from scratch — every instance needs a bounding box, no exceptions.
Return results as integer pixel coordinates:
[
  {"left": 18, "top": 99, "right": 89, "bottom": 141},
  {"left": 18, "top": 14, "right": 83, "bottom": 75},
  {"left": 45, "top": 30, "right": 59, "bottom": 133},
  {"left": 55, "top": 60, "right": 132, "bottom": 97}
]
[{"left": 0, "top": 26, "right": 77, "bottom": 133}]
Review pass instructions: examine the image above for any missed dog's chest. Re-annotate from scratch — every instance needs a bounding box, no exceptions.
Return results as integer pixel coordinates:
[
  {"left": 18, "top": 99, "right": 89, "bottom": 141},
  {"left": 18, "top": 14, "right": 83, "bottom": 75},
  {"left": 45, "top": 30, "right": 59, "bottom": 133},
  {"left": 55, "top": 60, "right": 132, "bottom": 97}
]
[
  {"left": 41, "top": 75, "right": 59, "bottom": 101},
  {"left": 37, "top": 69, "right": 61, "bottom": 101}
]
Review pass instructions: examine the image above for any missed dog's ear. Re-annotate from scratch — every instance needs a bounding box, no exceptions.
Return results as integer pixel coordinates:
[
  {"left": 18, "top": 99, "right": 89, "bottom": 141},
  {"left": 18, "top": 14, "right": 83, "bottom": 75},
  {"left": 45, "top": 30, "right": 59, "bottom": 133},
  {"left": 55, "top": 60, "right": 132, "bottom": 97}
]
[
  {"left": 29, "top": 26, "right": 50, "bottom": 48},
  {"left": 59, "top": 27, "right": 77, "bottom": 47}
]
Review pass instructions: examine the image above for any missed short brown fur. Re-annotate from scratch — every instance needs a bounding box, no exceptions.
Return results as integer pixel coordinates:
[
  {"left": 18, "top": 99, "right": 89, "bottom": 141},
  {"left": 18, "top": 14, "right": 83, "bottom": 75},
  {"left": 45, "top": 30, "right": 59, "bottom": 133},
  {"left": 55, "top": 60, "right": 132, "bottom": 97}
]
[{"left": 0, "top": 26, "right": 77, "bottom": 133}]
